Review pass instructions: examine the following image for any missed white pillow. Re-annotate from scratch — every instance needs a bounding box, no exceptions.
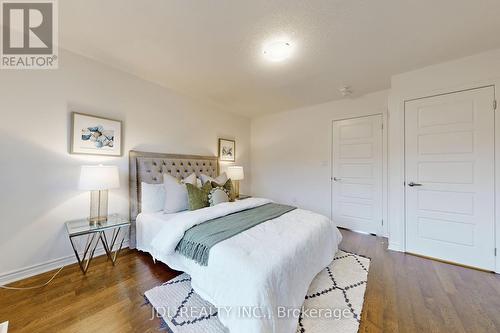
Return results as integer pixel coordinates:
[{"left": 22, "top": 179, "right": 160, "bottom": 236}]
[
  {"left": 141, "top": 182, "right": 165, "bottom": 213},
  {"left": 208, "top": 187, "right": 230, "bottom": 206},
  {"left": 200, "top": 172, "right": 228, "bottom": 185},
  {"left": 183, "top": 172, "right": 197, "bottom": 185},
  {"left": 163, "top": 173, "right": 197, "bottom": 213}
]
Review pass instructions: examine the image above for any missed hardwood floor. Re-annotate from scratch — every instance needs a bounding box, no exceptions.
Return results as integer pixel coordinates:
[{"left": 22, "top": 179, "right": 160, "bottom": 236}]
[{"left": 1, "top": 230, "right": 499, "bottom": 332}]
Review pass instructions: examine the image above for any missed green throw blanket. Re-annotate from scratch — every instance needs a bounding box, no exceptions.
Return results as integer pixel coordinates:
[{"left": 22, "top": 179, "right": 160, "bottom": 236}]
[{"left": 176, "top": 203, "right": 296, "bottom": 266}]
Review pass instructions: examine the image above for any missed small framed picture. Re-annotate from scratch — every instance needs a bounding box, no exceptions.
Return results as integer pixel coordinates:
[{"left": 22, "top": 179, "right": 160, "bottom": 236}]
[
  {"left": 218, "top": 138, "right": 235, "bottom": 162},
  {"left": 70, "top": 112, "right": 122, "bottom": 156}
]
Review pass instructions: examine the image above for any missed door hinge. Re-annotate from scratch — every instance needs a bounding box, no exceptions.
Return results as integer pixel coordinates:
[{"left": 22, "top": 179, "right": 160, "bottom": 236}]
[
  {"left": 495, "top": 248, "right": 497, "bottom": 257},
  {"left": 381, "top": 123, "right": 384, "bottom": 130},
  {"left": 494, "top": 100, "right": 497, "bottom": 111},
  {"left": 381, "top": 219, "right": 384, "bottom": 226}
]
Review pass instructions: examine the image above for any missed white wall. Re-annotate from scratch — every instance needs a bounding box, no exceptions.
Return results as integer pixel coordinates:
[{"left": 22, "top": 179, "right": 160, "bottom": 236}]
[
  {"left": 251, "top": 90, "right": 389, "bottom": 223},
  {"left": 251, "top": 48, "right": 500, "bottom": 273},
  {"left": 387, "top": 48, "right": 500, "bottom": 273},
  {"left": 3, "top": 47, "right": 500, "bottom": 283},
  {"left": 0, "top": 50, "right": 251, "bottom": 283}
]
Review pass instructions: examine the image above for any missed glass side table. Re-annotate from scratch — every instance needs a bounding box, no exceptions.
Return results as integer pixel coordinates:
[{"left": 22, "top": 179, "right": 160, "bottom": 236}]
[{"left": 65, "top": 214, "right": 130, "bottom": 274}]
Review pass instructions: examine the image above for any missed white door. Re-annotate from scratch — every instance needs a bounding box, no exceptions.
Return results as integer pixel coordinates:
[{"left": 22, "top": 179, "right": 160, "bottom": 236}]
[
  {"left": 332, "top": 115, "right": 383, "bottom": 235},
  {"left": 405, "top": 86, "right": 496, "bottom": 270}
]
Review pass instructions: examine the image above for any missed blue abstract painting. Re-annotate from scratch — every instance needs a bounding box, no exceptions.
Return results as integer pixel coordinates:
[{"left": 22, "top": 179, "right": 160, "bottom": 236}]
[{"left": 81, "top": 125, "right": 114, "bottom": 148}]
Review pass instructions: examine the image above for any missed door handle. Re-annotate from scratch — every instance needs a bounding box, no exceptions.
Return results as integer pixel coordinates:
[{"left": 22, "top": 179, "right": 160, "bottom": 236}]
[
  {"left": 408, "top": 182, "right": 422, "bottom": 187},
  {"left": 333, "top": 177, "right": 342, "bottom": 182}
]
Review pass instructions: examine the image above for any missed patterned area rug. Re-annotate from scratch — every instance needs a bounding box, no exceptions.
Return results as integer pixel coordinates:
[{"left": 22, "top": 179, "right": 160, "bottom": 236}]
[{"left": 144, "top": 250, "right": 370, "bottom": 333}]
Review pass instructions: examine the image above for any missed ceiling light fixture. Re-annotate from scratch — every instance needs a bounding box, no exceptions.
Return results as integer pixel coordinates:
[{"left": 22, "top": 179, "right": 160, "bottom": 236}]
[
  {"left": 263, "top": 40, "right": 293, "bottom": 62},
  {"left": 339, "top": 86, "right": 353, "bottom": 97}
]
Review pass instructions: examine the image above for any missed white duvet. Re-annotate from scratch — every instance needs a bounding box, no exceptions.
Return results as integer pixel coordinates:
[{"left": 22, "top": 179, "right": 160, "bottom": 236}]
[{"left": 147, "top": 198, "right": 342, "bottom": 333}]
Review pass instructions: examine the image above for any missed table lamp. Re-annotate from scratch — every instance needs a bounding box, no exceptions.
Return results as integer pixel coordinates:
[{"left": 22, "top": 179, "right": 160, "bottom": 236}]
[
  {"left": 227, "top": 166, "right": 244, "bottom": 198},
  {"left": 79, "top": 165, "right": 119, "bottom": 224}
]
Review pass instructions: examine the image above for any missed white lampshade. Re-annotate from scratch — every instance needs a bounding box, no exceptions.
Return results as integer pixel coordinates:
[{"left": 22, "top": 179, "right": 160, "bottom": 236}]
[
  {"left": 79, "top": 165, "right": 120, "bottom": 190},
  {"left": 227, "top": 166, "right": 244, "bottom": 181}
]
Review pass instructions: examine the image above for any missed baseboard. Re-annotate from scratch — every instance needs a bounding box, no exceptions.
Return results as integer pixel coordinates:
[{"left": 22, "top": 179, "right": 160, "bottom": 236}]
[
  {"left": 0, "top": 321, "right": 8, "bottom": 333},
  {"left": 337, "top": 226, "right": 377, "bottom": 237},
  {"left": 0, "top": 242, "right": 129, "bottom": 286},
  {"left": 388, "top": 242, "right": 403, "bottom": 252}
]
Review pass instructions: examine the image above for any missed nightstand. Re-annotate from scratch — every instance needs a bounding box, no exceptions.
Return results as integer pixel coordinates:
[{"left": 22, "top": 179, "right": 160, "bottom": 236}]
[
  {"left": 65, "top": 214, "right": 130, "bottom": 274},
  {"left": 236, "top": 194, "right": 252, "bottom": 200}
]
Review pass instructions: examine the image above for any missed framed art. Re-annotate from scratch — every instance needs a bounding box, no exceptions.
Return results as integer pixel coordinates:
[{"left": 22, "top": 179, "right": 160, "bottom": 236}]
[
  {"left": 218, "top": 138, "right": 235, "bottom": 162},
  {"left": 70, "top": 112, "right": 122, "bottom": 156}
]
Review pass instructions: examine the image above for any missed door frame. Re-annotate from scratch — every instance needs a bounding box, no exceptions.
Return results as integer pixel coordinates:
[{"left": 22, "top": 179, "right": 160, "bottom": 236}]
[
  {"left": 402, "top": 85, "right": 498, "bottom": 272},
  {"left": 331, "top": 113, "right": 388, "bottom": 237}
]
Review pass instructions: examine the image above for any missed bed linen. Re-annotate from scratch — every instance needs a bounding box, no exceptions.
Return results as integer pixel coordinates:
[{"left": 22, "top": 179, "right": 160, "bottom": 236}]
[
  {"left": 137, "top": 198, "right": 342, "bottom": 333},
  {"left": 177, "top": 203, "right": 296, "bottom": 265}
]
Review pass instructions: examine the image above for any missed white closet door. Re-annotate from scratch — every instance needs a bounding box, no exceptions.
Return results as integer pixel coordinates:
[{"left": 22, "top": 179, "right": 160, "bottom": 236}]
[
  {"left": 332, "top": 115, "right": 383, "bottom": 235},
  {"left": 405, "top": 86, "right": 495, "bottom": 270}
]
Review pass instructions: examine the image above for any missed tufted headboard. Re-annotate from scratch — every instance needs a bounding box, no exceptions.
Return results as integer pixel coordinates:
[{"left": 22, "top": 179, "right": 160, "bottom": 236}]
[{"left": 128, "top": 150, "right": 219, "bottom": 248}]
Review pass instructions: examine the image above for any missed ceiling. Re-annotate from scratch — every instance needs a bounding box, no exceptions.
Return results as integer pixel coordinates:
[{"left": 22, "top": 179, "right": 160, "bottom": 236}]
[{"left": 60, "top": 0, "right": 500, "bottom": 118}]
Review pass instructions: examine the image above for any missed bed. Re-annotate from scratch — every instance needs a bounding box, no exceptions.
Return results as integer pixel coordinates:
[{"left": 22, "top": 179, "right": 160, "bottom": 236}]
[{"left": 129, "top": 151, "right": 343, "bottom": 333}]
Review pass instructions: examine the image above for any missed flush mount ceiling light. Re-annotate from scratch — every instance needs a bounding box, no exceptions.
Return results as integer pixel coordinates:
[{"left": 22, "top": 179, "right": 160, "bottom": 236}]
[
  {"left": 339, "top": 86, "right": 353, "bottom": 97},
  {"left": 262, "top": 40, "right": 293, "bottom": 62}
]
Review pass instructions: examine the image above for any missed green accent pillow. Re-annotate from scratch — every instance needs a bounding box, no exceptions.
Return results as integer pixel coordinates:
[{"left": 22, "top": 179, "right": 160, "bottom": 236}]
[
  {"left": 186, "top": 182, "right": 212, "bottom": 210},
  {"left": 211, "top": 179, "right": 236, "bottom": 202}
]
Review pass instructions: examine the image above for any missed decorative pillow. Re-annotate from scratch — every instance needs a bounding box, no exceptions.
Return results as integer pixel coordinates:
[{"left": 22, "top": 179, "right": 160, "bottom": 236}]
[
  {"left": 208, "top": 187, "right": 230, "bottom": 206},
  {"left": 200, "top": 172, "right": 228, "bottom": 185},
  {"left": 186, "top": 182, "right": 212, "bottom": 210},
  {"left": 141, "top": 182, "right": 165, "bottom": 213},
  {"left": 163, "top": 173, "right": 197, "bottom": 213},
  {"left": 211, "top": 179, "right": 236, "bottom": 202},
  {"left": 183, "top": 172, "right": 197, "bottom": 185}
]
